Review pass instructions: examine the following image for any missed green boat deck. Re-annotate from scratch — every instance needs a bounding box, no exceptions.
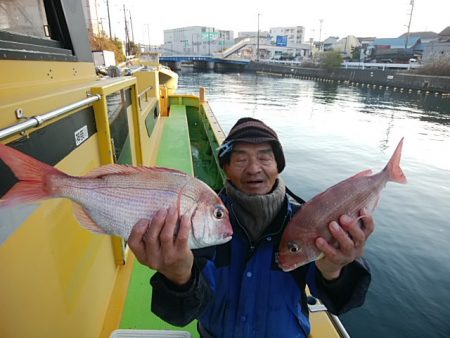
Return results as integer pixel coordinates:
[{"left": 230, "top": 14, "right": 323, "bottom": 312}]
[{"left": 118, "top": 105, "right": 199, "bottom": 336}]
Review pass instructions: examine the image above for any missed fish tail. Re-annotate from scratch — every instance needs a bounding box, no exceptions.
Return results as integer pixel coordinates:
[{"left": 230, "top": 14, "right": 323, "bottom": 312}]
[
  {"left": 0, "top": 144, "right": 63, "bottom": 207},
  {"left": 385, "top": 137, "right": 407, "bottom": 184}
]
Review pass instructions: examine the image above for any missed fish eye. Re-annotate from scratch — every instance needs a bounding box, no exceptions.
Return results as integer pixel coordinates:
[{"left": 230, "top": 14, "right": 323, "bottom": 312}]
[
  {"left": 213, "top": 206, "right": 225, "bottom": 219},
  {"left": 288, "top": 242, "right": 301, "bottom": 253}
]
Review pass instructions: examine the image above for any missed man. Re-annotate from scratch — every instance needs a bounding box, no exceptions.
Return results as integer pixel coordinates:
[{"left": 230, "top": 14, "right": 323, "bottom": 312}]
[{"left": 128, "top": 117, "right": 373, "bottom": 338}]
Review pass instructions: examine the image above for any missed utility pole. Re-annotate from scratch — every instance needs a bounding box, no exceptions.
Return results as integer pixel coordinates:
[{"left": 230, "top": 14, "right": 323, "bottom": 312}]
[
  {"left": 106, "top": 0, "right": 112, "bottom": 38},
  {"left": 129, "top": 10, "right": 135, "bottom": 43},
  {"left": 257, "top": 13, "right": 260, "bottom": 62},
  {"left": 319, "top": 19, "right": 323, "bottom": 52},
  {"left": 145, "top": 24, "right": 151, "bottom": 51},
  {"left": 123, "top": 4, "right": 129, "bottom": 56},
  {"left": 94, "top": 0, "right": 100, "bottom": 34},
  {"left": 405, "top": 0, "right": 415, "bottom": 49}
]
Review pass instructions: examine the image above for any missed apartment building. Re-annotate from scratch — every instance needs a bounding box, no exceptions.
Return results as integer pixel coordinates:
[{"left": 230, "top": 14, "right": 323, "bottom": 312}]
[
  {"left": 163, "top": 26, "right": 234, "bottom": 55},
  {"left": 269, "top": 26, "right": 305, "bottom": 46}
]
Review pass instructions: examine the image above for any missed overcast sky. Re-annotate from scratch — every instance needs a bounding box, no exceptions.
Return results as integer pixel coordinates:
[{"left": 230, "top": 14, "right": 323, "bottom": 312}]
[{"left": 100, "top": 0, "right": 449, "bottom": 45}]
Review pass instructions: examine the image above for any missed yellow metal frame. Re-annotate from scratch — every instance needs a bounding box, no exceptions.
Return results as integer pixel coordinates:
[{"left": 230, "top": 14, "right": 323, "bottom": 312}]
[
  {"left": 0, "top": 58, "right": 166, "bottom": 338},
  {"left": 90, "top": 77, "right": 147, "bottom": 265}
]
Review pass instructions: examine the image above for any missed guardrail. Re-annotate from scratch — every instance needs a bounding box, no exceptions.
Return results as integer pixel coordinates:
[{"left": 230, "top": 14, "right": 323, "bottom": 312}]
[
  {"left": 342, "top": 61, "right": 421, "bottom": 70},
  {"left": 0, "top": 95, "right": 101, "bottom": 141},
  {"left": 258, "top": 59, "right": 421, "bottom": 70}
]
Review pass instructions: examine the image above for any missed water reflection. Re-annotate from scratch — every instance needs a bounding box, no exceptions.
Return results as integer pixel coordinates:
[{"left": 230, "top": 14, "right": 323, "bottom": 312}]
[
  {"left": 313, "top": 82, "right": 339, "bottom": 104},
  {"left": 177, "top": 70, "right": 450, "bottom": 338}
]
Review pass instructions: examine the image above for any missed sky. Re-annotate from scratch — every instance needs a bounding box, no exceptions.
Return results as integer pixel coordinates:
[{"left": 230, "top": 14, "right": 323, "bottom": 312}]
[{"left": 97, "top": 0, "right": 449, "bottom": 45}]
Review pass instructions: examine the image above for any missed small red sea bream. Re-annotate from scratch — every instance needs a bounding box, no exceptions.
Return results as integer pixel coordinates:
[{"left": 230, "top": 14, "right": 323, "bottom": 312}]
[
  {"left": 0, "top": 144, "right": 232, "bottom": 248},
  {"left": 278, "top": 138, "right": 407, "bottom": 272}
]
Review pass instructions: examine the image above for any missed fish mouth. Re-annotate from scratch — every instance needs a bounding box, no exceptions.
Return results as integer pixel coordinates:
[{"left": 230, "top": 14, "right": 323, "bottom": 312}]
[
  {"left": 215, "top": 232, "right": 233, "bottom": 245},
  {"left": 278, "top": 262, "right": 300, "bottom": 272},
  {"left": 277, "top": 252, "right": 302, "bottom": 272},
  {"left": 278, "top": 253, "right": 321, "bottom": 272}
]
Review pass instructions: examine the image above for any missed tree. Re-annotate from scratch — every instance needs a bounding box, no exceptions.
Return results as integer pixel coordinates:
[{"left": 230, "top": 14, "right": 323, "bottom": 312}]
[
  {"left": 88, "top": 32, "right": 125, "bottom": 64},
  {"left": 351, "top": 46, "right": 362, "bottom": 61},
  {"left": 128, "top": 40, "right": 141, "bottom": 57},
  {"left": 319, "top": 51, "right": 343, "bottom": 71}
]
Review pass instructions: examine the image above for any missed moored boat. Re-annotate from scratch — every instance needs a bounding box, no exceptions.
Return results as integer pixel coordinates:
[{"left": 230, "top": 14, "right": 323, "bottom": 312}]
[{"left": 0, "top": 1, "right": 349, "bottom": 337}]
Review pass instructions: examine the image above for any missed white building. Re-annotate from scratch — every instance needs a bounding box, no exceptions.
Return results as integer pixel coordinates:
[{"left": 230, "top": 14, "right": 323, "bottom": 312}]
[
  {"left": 163, "top": 26, "right": 234, "bottom": 55},
  {"left": 269, "top": 26, "right": 305, "bottom": 46},
  {"left": 333, "top": 35, "right": 361, "bottom": 58}
]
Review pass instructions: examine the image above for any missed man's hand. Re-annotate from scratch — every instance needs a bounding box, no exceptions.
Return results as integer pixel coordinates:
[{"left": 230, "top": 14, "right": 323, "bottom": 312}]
[
  {"left": 128, "top": 207, "right": 194, "bottom": 286},
  {"left": 315, "top": 208, "right": 375, "bottom": 280}
]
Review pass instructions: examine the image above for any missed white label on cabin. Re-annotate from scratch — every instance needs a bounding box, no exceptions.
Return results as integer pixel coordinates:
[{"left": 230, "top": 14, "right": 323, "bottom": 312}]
[{"left": 74, "top": 125, "right": 89, "bottom": 146}]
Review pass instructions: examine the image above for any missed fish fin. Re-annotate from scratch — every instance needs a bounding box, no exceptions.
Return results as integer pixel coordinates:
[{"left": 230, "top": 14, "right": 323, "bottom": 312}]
[
  {"left": 84, "top": 164, "right": 141, "bottom": 177},
  {"left": 149, "top": 166, "right": 187, "bottom": 175},
  {"left": 176, "top": 176, "right": 193, "bottom": 216},
  {"left": 85, "top": 164, "right": 187, "bottom": 178},
  {"left": 372, "top": 195, "right": 381, "bottom": 211},
  {"left": 0, "top": 182, "right": 49, "bottom": 208},
  {"left": 351, "top": 169, "right": 373, "bottom": 179},
  {"left": 385, "top": 137, "right": 407, "bottom": 184},
  {"left": 73, "top": 204, "right": 107, "bottom": 234},
  {"left": 0, "top": 144, "right": 63, "bottom": 207}
]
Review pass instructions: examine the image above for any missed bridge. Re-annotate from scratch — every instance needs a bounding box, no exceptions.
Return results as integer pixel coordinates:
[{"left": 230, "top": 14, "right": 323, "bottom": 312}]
[
  {"left": 158, "top": 38, "right": 254, "bottom": 71},
  {"left": 159, "top": 55, "right": 250, "bottom": 65},
  {"left": 159, "top": 55, "right": 250, "bottom": 71}
]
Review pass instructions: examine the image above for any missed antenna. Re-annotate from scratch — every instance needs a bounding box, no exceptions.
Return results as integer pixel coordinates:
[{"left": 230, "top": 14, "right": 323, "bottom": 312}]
[{"left": 405, "top": 0, "right": 415, "bottom": 49}]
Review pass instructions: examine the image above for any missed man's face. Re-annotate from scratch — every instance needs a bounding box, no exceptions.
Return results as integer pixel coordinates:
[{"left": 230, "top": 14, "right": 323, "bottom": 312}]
[{"left": 223, "top": 142, "right": 278, "bottom": 195}]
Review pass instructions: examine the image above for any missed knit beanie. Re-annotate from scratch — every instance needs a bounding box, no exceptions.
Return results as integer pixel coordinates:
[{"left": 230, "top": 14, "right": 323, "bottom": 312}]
[{"left": 218, "top": 117, "right": 286, "bottom": 173}]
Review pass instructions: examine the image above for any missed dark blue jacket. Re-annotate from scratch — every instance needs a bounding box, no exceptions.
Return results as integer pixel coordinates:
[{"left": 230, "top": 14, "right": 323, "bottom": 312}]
[{"left": 150, "top": 193, "right": 371, "bottom": 338}]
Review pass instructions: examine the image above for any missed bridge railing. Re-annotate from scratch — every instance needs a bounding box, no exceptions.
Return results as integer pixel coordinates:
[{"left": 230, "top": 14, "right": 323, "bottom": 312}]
[{"left": 342, "top": 61, "right": 421, "bottom": 70}]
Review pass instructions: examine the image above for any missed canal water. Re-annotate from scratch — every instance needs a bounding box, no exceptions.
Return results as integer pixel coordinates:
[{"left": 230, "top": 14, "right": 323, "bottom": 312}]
[{"left": 177, "top": 69, "right": 450, "bottom": 338}]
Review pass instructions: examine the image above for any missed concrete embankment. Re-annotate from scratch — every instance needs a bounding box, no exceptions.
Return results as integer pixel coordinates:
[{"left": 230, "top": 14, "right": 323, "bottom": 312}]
[{"left": 246, "top": 61, "right": 450, "bottom": 95}]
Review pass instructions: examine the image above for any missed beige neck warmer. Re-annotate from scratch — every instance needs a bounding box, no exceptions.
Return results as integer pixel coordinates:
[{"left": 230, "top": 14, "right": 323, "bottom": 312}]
[{"left": 225, "top": 177, "right": 286, "bottom": 241}]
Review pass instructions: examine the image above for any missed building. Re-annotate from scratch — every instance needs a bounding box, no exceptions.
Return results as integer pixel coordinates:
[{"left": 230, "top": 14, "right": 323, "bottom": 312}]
[
  {"left": 420, "top": 27, "right": 450, "bottom": 62},
  {"left": 162, "top": 26, "right": 234, "bottom": 55},
  {"left": 333, "top": 36, "right": 361, "bottom": 59},
  {"left": 322, "top": 36, "right": 339, "bottom": 51},
  {"left": 398, "top": 31, "right": 439, "bottom": 44},
  {"left": 269, "top": 26, "right": 305, "bottom": 46},
  {"left": 367, "top": 37, "right": 422, "bottom": 62}
]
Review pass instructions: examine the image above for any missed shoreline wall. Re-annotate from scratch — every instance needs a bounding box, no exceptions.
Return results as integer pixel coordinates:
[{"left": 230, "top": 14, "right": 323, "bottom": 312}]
[{"left": 246, "top": 61, "right": 450, "bottom": 94}]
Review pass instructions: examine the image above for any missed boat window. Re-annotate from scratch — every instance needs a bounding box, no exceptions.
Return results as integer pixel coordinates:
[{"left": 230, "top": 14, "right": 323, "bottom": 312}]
[
  {"left": 0, "top": 0, "right": 49, "bottom": 39},
  {"left": 0, "top": 0, "right": 81, "bottom": 61},
  {"left": 107, "top": 89, "right": 133, "bottom": 165}
]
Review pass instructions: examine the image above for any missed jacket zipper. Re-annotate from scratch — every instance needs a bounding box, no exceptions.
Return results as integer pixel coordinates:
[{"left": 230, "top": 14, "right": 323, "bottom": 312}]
[{"left": 230, "top": 203, "right": 289, "bottom": 260}]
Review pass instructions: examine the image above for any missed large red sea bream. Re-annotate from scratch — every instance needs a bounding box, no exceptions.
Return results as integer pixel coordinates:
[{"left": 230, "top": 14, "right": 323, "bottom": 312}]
[
  {"left": 278, "top": 138, "right": 407, "bottom": 271},
  {"left": 0, "top": 144, "right": 232, "bottom": 248}
]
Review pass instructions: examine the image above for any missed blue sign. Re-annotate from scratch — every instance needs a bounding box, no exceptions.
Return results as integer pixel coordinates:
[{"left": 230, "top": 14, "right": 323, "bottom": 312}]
[{"left": 276, "top": 35, "right": 288, "bottom": 47}]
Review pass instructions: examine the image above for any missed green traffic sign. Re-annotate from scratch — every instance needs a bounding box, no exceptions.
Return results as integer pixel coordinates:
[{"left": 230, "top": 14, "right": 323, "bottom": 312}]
[{"left": 202, "top": 31, "right": 220, "bottom": 41}]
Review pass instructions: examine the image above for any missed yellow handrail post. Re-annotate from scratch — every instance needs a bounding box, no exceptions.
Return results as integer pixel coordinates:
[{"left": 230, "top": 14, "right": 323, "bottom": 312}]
[{"left": 160, "top": 86, "right": 169, "bottom": 116}]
